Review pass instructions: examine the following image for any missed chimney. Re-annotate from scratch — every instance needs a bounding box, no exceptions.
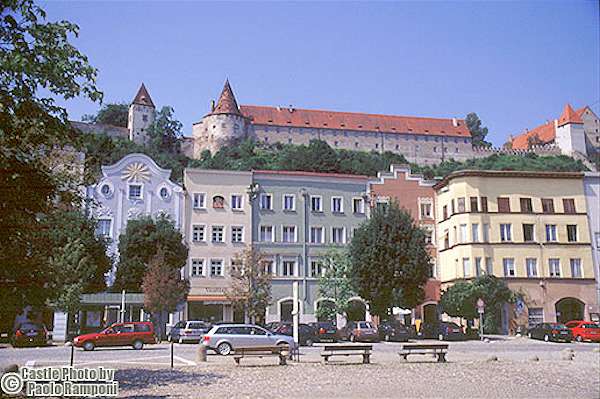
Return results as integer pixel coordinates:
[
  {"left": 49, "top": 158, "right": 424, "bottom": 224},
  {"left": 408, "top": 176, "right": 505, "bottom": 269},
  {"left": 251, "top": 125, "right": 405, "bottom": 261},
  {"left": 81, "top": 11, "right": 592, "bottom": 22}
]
[
  {"left": 452, "top": 118, "right": 458, "bottom": 127},
  {"left": 276, "top": 106, "right": 281, "bottom": 111},
  {"left": 210, "top": 100, "right": 215, "bottom": 112},
  {"left": 288, "top": 105, "right": 294, "bottom": 113}
]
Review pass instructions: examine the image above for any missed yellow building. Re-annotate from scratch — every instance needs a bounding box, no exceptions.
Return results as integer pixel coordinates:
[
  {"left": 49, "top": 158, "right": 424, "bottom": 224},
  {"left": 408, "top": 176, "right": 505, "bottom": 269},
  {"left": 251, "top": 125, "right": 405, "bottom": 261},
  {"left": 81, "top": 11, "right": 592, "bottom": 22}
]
[{"left": 434, "top": 170, "right": 598, "bottom": 331}]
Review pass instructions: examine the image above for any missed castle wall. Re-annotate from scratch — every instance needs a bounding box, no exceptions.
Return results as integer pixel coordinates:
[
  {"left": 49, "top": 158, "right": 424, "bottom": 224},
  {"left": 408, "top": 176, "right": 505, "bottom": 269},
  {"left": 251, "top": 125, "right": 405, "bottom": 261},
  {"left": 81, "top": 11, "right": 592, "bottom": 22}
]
[
  {"left": 581, "top": 108, "right": 600, "bottom": 150},
  {"left": 192, "top": 113, "right": 250, "bottom": 156},
  {"left": 128, "top": 103, "right": 155, "bottom": 145}
]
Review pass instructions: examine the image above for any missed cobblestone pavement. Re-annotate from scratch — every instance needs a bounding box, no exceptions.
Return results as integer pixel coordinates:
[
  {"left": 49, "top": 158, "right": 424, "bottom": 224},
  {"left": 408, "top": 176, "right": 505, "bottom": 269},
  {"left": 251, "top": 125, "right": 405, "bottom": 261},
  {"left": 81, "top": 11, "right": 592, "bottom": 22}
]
[{"left": 2, "top": 338, "right": 599, "bottom": 398}]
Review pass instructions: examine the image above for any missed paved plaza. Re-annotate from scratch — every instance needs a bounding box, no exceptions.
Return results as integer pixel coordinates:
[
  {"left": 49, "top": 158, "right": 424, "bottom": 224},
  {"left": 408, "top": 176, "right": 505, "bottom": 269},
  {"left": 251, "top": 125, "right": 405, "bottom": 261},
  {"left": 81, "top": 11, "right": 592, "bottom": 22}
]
[{"left": 1, "top": 338, "right": 599, "bottom": 398}]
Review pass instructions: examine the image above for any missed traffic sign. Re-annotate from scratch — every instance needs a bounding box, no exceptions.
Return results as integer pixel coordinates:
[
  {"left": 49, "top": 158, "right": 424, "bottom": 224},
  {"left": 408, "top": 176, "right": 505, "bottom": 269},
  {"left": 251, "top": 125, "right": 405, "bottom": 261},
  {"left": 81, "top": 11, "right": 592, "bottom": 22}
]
[{"left": 477, "top": 298, "right": 485, "bottom": 314}]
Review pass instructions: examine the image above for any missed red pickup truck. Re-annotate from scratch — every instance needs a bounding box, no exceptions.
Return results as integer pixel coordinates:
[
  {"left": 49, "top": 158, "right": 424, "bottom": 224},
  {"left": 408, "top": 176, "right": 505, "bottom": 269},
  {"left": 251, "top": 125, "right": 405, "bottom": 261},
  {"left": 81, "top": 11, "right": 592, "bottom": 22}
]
[{"left": 73, "top": 322, "right": 157, "bottom": 351}]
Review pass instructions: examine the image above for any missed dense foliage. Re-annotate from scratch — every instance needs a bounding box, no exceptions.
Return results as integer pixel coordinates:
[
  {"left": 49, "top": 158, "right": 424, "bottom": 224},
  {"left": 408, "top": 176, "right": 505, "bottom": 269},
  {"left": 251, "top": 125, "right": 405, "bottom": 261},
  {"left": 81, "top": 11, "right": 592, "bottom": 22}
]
[
  {"left": 82, "top": 103, "right": 128, "bottom": 127},
  {"left": 113, "top": 216, "right": 188, "bottom": 292},
  {"left": 465, "top": 113, "right": 491, "bottom": 147},
  {"left": 316, "top": 250, "right": 355, "bottom": 322},
  {"left": 349, "top": 203, "right": 432, "bottom": 316}
]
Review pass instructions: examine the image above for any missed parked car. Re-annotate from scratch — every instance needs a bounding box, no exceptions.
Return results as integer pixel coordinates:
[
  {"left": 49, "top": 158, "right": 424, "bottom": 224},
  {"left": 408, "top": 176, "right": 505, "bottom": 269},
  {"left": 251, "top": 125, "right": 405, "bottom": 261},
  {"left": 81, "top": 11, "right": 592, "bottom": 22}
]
[
  {"left": 378, "top": 320, "right": 410, "bottom": 342},
  {"left": 202, "top": 324, "right": 297, "bottom": 356},
  {"left": 168, "top": 320, "right": 211, "bottom": 343},
  {"left": 270, "top": 322, "right": 317, "bottom": 346},
  {"left": 339, "top": 321, "right": 379, "bottom": 342},
  {"left": 11, "top": 322, "right": 48, "bottom": 347},
  {"left": 73, "top": 321, "right": 157, "bottom": 351},
  {"left": 309, "top": 321, "right": 339, "bottom": 342},
  {"left": 527, "top": 323, "right": 572, "bottom": 342},
  {"left": 564, "top": 321, "right": 600, "bottom": 342},
  {"left": 419, "top": 322, "right": 465, "bottom": 341}
]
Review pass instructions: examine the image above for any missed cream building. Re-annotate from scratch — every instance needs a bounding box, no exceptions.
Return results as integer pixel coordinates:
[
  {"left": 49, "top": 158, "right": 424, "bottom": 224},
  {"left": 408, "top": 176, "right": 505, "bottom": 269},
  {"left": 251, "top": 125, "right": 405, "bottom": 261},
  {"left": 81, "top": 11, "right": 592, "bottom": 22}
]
[
  {"left": 183, "top": 169, "right": 253, "bottom": 322},
  {"left": 434, "top": 170, "right": 598, "bottom": 331}
]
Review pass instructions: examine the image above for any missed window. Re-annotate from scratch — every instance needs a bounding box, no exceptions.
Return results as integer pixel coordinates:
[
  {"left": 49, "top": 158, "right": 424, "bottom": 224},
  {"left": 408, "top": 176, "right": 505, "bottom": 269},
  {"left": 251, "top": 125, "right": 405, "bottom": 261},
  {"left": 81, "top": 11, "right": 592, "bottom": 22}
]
[
  {"left": 193, "top": 193, "right": 206, "bottom": 209},
  {"left": 563, "top": 198, "right": 576, "bottom": 214},
  {"left": 470, "top": 197, "right": 479, "bottom": 213},
  {"left": 442, "top": 205, "right": 448, "bottom": 220},
  {"left": 523, "top": 224, "right": 535, "bottom": 242},
  {"left": 331, "top": 227, "right": 346, "bottom": 244},
  {"left": 457, "top": 197, "right": 466, "bottom": 213},
  {"left": 282, "top": 260, "right": 295, "bottom": 277},
  {"left": 230, "top": 259, "right": 241, "bottom": 274},
  {"left": 567, "top": 225, "right": 578, "bottom": 242},
  {"left": 568, "top": 258, "right": 583, "bottom": 279},
  {"left": 497, "top": 197, "right": 510, "bottom": 213},
  {"left": 520, "top": 198, "right": 533, "bottom": 213},
  {"left": 480, "top": 197, "right": 488, "bottom": 213},
  {"left": 191, "top": 259, "right": 204, "bottom": 277},
  {"left": 463, "top": 258, "right": 471, "bottom": 277},
  {"left": 472, "top": 223, "right": 479, "bottom": 242},
  {"left": 353, "top": 198, "right": 365, "bottom": 214},
  {"left": 159, "top": 187, "right": 169, "bottom": 199},
  {"left": 128, "top": 184, "right": 142, "bottom": 200},
  {"left": 475, "top": 257, "right": 482, "bottom": 276},
  {"left": 485, "top": 257, "right": 493, "bottom": 275},
  {"left": 210, "top": 259, "right": 223, "bottom": 277},
  {"left": 548, "top": 258, "right": 561, "bottom": 277},
  {"left": 231, "top": 226, "right": 244, "bottom": 243},
  {"left": 212, "top": 195, "right": 225, "bottom": 209},
  {"left": 500, "top": 224, "right": 512, "bottom": 241},
  {"left": 503, "top": 258, "right": 515, "bottom": 277},
  {"left": 100, "top": 184, "right": 111, "bottom": 196},
  {"left": 96, "top": 219, "right": 111, "bottom": 237},
  {"left": 424, "top": 228, "right": 433, "bottom": 245},
  {"left": 526, "top": 258, "right": 537, "bottom": 277},
  {"left": 541, "top": 198, "right": 554, "bottom": 214},
  {"left": 283, "top": 194, "right": 295, "bottom": 211},
  {"left": 545, "top": 224, "right": 557, "bottom": 242},
  {"left": 231, "top": 194, "right": 243, "bottom": 210},
  {"left": 310, "top": 227, "right": 324, "bottom": 244},
  {"left": 483, "top": 224, "right": 490, "bottom": 242},
  {"left": 459, "top": 224, "right": 467, "bottom": 243},
  {"left": 420, "top": 202, "right": 433, "bottom": 219},
  {"left": 282, "top": 226, "right": 297, "bottom": 243},
  {"left": 331, "top": 197, "right": 344, "bottom": 213},
  {"left": 211, "top": 226, "right": 224, "bottom": 243},
  {"left": 260, "top": 225, "right": 273, "bottom": 242},
  {"left": 259, "top": 194, "right": 273, "bottom": 210},
  {"left": 261, "top": 260, "right": 275, "bottom": 275},
  {"left": 192, "top": 225, "right": 205, "bottom": 242},
  {"left": 310, "top": 260, "right": 323, "bottom": 277},
  {"left": 311, "top": 196, "right": 323, "bottom": 212}
]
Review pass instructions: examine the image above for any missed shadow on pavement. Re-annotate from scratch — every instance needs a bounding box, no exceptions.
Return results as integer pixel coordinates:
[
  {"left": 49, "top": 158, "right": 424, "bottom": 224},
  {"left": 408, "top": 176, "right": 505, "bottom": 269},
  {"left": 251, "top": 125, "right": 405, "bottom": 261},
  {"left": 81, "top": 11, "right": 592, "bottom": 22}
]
[{"left": 116, "top": 368, "right": 224, "bottom": 391}]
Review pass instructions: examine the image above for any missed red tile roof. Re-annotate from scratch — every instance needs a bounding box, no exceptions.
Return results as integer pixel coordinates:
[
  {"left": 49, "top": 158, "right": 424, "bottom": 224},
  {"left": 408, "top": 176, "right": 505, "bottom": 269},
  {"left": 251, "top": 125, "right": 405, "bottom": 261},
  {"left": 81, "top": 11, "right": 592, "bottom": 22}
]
[
  {"left": 558, "top": 103, "right": 583, "bottom": 127},
  {"left": 253, "top": 169, "right": 371, "bottom": 180},
  {"left": 240, "top": 105, "right": 469, "bottom": 137},
  {"left": 132, "top": 83, "right": 154, "bottom": 107},
  {"left": 210, "top": 79, "right": 242, "bottom": 116}
]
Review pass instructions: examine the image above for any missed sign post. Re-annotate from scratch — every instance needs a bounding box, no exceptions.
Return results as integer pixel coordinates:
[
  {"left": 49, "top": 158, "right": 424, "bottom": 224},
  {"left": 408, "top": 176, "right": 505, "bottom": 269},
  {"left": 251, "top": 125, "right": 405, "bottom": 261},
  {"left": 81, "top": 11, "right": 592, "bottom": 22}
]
[
  {"left": 477, "top": 298, "right": 485, "bottom": 340},
  {"left": 292, "top": 281, "right": 299, "bottom": 360}
]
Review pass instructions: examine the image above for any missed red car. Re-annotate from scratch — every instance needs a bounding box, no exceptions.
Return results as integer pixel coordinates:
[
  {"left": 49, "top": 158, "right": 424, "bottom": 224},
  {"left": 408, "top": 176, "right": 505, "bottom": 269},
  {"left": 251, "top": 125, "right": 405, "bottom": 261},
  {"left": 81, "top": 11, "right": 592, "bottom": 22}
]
[
  {"left": 73, "top": 322, "right": 157, "bottom": 351},
  {"left": 565, "top": 320, "right": 600, "bottom": 342}
]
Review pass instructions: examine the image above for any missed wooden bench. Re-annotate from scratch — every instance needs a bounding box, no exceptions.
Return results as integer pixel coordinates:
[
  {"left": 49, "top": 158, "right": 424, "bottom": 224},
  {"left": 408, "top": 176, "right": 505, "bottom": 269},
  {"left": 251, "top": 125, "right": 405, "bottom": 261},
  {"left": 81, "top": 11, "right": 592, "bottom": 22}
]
[
  {"left": 232, "top": 345, "right": 290, "bottom": 366},
  {"left": 398, "top": 343, "right": 448, "bottom": 362},
  {"left": 315, "top": 343, "right": 373, "bottom": 364}
]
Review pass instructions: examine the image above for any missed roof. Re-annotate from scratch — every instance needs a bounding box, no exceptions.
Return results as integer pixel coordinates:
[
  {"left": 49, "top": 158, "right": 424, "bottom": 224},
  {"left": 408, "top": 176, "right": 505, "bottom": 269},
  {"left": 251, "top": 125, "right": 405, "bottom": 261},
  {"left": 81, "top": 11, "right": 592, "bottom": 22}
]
[
  {"left": 557, "top": 103, "right": 583, "bottom": 127},
  {"left": 253, "top": 169, "right": 371, "bottom": 180},
  {"left": 240, "top": 105, "right": 469, "bottom": 138},
  {"left": 132, "top": 83, "right": 154, "bottom": 107},
  {"left": 433, "top": 169, "right": 584, "bottom": 190},
  {"left": 210, "top": 79, "right": 242, "bottom": 116}
]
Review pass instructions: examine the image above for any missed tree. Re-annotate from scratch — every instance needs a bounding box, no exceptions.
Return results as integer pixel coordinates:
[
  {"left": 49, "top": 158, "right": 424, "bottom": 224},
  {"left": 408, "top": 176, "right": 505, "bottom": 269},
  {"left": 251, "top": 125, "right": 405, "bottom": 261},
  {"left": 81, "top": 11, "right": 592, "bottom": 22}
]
[
  {"left": 113, "top": 215, "right": 188, "bottom": 292},
  {"left": 315, "top": 250, "right": 355, "bottom": 322},
  {"left": 82, "top": 103, "right": 128, "bottom": 127},
  {"left": 349, "top": 203, "right": 431, "bottom": 317},
  {"left": 142, "top": 249, "right": 190, "bottom": 340},
  {"left": 147, "top": 106, "right": 183, "bottom": 154},
  {"left": 0, "top": 0, "right": 102, "bottom": 329},
  {"left": 440, "top": 275, "right": 515, "bottom": 333},
  {"left": 226, "top": 246, "right": 272, "bottom": 324},
  {"left": 465, "top": 113, "right": 491, "bottom": 147}
]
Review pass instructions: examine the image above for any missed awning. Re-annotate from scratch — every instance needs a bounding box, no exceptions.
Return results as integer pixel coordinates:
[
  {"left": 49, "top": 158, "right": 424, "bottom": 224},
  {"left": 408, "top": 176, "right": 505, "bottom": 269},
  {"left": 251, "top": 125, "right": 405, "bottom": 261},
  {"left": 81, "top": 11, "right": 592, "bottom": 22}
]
[{"left": 187, "top": 295, "right": 230, "bottom": 302}]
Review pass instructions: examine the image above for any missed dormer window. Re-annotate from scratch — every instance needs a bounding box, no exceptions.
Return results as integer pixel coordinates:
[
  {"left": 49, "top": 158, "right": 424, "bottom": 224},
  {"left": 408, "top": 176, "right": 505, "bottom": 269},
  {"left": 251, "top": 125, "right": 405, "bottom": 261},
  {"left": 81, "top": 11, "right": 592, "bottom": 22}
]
[{"left": 213, "top": 195, "right": 225, "bottom": 209}]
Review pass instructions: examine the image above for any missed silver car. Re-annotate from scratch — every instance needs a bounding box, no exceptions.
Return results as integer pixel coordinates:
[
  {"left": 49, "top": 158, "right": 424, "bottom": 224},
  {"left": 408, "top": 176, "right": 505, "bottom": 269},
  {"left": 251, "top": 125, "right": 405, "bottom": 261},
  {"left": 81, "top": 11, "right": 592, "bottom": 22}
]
[
  {"left": 168, "top": 320, "right": 211, "bottom": 343},
  {"left": 202, "top": 324, "right": 297, "bottom": 355}
]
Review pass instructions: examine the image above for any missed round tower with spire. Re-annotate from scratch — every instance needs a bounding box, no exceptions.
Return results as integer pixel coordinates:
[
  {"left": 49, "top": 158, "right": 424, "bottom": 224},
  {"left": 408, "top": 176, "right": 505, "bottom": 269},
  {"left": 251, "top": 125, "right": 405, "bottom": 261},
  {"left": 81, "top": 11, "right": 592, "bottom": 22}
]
[
  {"left": 192, "top": 80, "right": 250, "bottom": 156},
  {"left": 128, "top": 83, "right": 156, "bottom": 145}
]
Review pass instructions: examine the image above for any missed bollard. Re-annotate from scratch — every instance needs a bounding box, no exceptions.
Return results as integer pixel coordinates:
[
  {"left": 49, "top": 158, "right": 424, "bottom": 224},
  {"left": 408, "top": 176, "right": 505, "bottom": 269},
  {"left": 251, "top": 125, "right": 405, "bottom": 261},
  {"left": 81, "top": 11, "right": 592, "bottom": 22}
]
[
  {"left": 197, "top": 344, "right": 207, "bottom": 362},
  {"left": 170, "top": 341, "right": 174, "bottom": 369},
  {"left": 70, "top": 345, "right": 74, "bottom": 366}
]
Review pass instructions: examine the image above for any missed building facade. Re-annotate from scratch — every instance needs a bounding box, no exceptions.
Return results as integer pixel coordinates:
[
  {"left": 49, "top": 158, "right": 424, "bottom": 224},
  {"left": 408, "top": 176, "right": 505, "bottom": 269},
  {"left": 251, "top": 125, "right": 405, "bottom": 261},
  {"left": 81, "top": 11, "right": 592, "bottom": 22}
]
[
  {"left": 183, "top": 169, "right": 253, "bottom": 323},
  {"left": 367, "top": 164, "right": 441, "bottom": 325},
  {"left": 583, "top": 172, "right": 600, "bottom": 321},
  {"left": 252, "top": 170, "right": 370, "bottom": 324},
  {"left": 434, "top": 170, "right": 598, "bottom": 332}
]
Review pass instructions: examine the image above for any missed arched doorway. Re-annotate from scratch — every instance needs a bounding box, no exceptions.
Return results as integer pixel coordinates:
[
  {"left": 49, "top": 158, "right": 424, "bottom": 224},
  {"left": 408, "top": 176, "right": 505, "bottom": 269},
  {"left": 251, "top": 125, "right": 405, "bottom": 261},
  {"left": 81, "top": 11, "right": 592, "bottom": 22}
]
[
  {"left": 346, "top": 299, "right": 366, "bottom": 321},
  {"left": 555, "top": 298, "right": 585, "bottom": 323},
  {"left": 423, "top": 303, "right": 438, "bottom": 325},
  {"left": 316, "top": 300, "right": 336, "bottom": 322},
  {"left": 280, "top": 300, "right": 293, "bottom": 322}
]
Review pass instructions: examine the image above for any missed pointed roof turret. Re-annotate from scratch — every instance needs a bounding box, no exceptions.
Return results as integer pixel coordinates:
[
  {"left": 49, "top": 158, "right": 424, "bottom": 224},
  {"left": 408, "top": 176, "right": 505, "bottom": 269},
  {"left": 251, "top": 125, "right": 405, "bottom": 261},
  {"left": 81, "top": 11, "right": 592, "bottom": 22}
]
[
  {"left": 557, "top": 103, "right": 583, "bottom": 126},
  {"left": 210, "top": 79, "right": 241, "bottom": 116},
  {"left": 132, "top": 83, "right": 155, "bottom": 107}
]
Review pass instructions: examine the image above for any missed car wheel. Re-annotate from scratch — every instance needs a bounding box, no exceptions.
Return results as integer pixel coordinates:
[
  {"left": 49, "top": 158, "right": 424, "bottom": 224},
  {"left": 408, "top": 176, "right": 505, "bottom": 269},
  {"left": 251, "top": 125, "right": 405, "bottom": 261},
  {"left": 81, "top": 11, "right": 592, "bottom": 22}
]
[
  {"left": 350, "top": 334, "right": 355, "bottom": 342},
  {"left": 576, "top": 335, "right": 583, "bottom": 342},
  {"left": 133, "top": 340, "right": 144, "bottom": 350},
  {"left": 217, "top": 342, "right": 232, "bottom": 356},
  {"left": 544, "top": 335, "right": 549, "bottom": 342},
  {"left": 83, "top": 341, "right": 95, "bottom": 351}
]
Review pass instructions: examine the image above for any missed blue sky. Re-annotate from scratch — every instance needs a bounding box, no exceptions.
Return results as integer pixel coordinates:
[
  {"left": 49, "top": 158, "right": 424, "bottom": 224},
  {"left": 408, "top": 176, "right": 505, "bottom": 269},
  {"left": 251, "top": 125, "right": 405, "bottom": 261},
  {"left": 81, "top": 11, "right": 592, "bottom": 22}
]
[{"left": 44, "top": 1, "right": 599, "bottom": 146}]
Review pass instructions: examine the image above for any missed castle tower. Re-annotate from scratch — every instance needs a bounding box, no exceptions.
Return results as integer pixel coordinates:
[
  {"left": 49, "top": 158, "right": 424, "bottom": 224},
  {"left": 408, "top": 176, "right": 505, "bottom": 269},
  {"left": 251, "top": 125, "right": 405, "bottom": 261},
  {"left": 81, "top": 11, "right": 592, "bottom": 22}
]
[
  {"left": 192, "top": 80, "right": 249, "bottom": 156},
  {"left": 555, "top": 103, "right": 586, "bottom": 156},
  {"left": 128, "top": 83, "right": 156, "bottom": 145}
]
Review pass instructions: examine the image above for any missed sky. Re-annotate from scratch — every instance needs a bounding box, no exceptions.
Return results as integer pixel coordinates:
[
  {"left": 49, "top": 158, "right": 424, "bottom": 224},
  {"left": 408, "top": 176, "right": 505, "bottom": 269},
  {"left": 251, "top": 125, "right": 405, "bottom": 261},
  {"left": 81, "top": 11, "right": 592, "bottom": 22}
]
[{"left": 43, "top": 1, "right": 599, "bottom": 146}]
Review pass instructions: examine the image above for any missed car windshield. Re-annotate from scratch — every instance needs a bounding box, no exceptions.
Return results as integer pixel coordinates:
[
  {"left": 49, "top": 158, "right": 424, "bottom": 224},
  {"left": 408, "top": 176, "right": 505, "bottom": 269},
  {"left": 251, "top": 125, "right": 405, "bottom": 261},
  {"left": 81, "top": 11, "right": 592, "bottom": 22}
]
[
  {"left": 583, "top": 323, "right": 599, "bottom": 328},
  {"left": 550, "top": 324, "right": 567, "bottom": 329},
  {"left": 18, "top": 322, "right": 43, "bottom": 330}
]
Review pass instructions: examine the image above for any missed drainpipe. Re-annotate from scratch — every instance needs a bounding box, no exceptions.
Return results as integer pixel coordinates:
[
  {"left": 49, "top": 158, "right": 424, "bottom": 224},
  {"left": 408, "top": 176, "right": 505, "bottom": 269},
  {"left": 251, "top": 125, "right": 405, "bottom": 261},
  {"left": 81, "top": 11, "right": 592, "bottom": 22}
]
[{"left": 300, "top": 188, "right": 308, "bottom": 302}]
